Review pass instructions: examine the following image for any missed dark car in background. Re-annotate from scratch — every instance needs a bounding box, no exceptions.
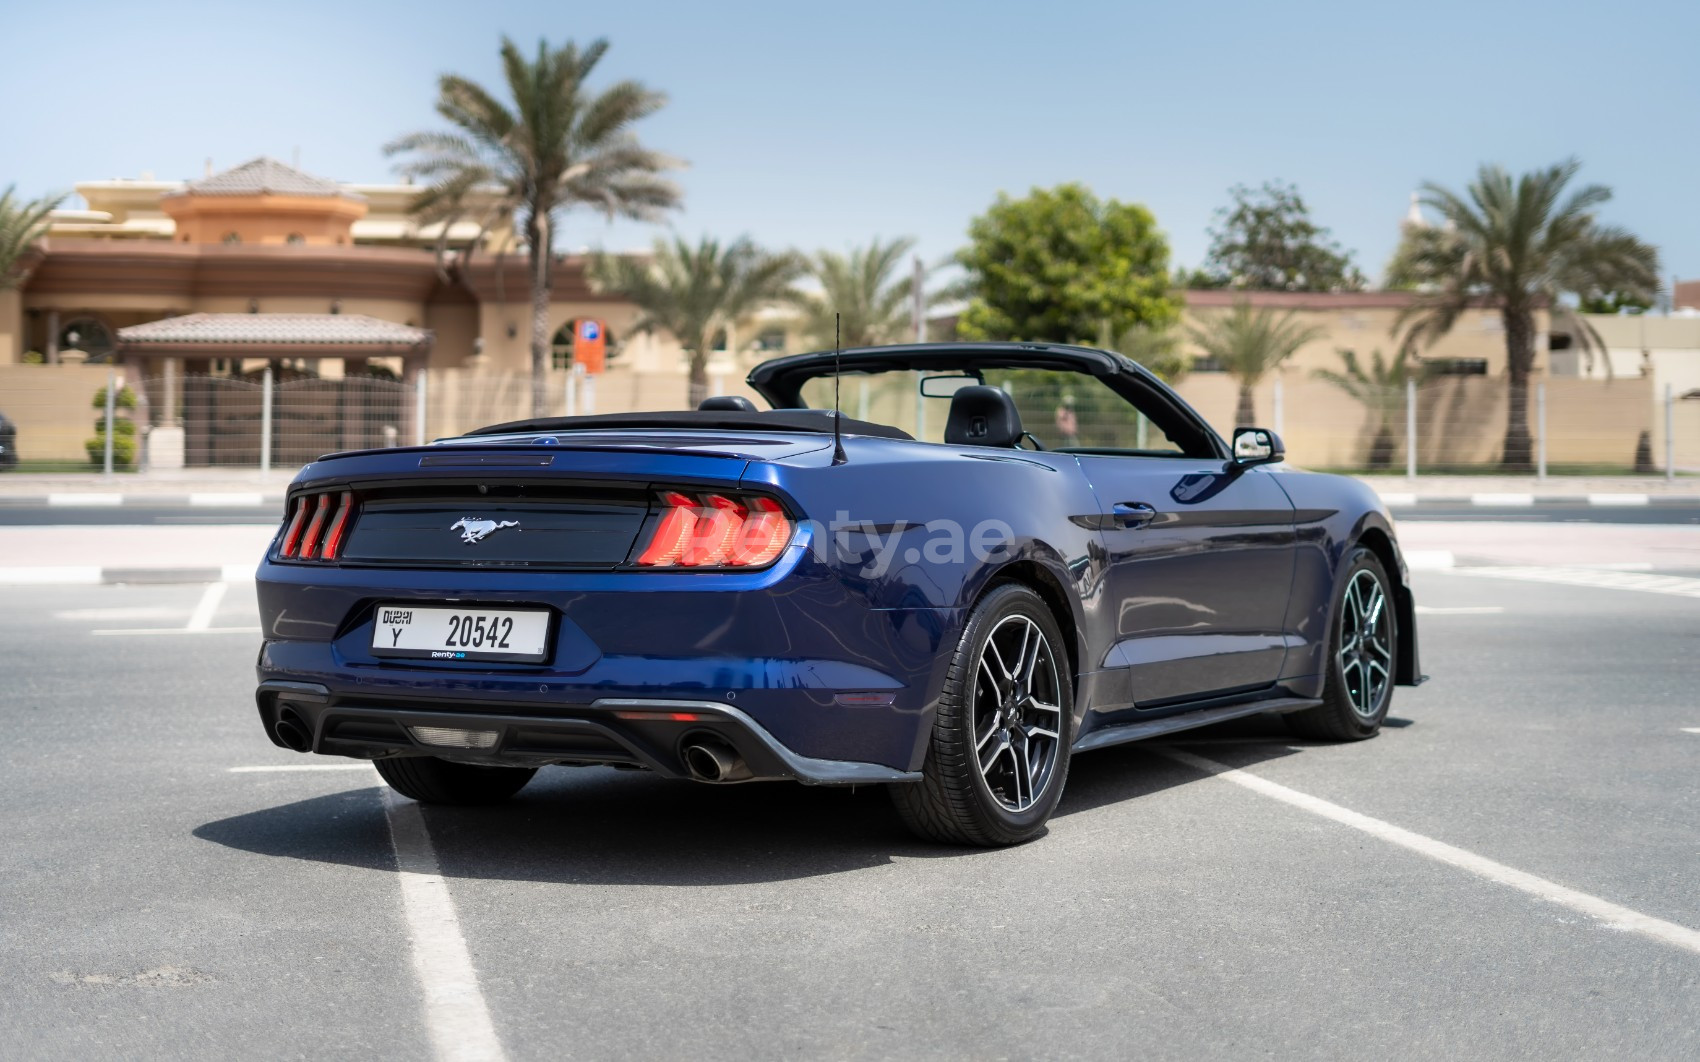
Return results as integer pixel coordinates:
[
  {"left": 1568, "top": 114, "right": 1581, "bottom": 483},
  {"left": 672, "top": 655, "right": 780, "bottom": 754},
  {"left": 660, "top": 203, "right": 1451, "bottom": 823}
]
[
  {"left": 0, "top": 410, "right": 17, "bottom": 470},
  {"left": 252, "top": 343, "right": 1422, "bottom": 846}
]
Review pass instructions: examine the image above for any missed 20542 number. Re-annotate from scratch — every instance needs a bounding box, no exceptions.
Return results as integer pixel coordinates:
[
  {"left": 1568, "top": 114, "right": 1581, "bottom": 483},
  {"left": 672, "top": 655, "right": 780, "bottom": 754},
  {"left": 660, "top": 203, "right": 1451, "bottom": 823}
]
[{"left": 444, "top": 613, "right": 515, "bottom": 650}]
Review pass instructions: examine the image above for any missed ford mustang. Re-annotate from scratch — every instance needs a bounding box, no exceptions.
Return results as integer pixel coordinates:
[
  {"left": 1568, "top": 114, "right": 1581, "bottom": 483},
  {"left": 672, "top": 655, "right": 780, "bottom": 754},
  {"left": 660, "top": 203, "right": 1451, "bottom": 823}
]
[{"left": 253, "top": 342, "right": 1422, "bottom": 845}]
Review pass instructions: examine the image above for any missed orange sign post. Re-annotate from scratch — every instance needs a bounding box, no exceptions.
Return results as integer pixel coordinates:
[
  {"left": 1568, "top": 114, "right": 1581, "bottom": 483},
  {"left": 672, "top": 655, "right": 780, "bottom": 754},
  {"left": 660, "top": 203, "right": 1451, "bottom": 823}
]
[{"left": 574, "top": 319, "right": 607, "bottom": 374}]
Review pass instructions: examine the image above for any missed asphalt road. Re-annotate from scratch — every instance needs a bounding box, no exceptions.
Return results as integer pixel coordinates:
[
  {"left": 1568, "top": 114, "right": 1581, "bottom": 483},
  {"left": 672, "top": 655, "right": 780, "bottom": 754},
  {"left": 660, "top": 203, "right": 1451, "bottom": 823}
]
[
  {"left": 2, "top": 572, "right": 1697, "bottom": 1059},
  {"left": 0, "top": 498, "right": 1696, "bottom": 526}
]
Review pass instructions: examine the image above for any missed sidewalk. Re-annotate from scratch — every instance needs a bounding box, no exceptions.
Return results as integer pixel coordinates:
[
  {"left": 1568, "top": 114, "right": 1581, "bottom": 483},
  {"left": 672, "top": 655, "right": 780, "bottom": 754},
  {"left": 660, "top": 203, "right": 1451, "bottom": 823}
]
[
  {"left": 3, "top": 467, "right": 1697, "bottom": 505},
  {"left": 0, "top": 468, "right": 299, "bottom": 506}
]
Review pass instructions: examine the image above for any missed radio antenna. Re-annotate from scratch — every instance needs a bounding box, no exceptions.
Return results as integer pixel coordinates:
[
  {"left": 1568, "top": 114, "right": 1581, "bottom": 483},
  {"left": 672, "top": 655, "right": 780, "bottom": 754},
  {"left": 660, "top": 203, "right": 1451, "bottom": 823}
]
[{"left": 831, "top": 311, "right": 847, "bottom": 465}]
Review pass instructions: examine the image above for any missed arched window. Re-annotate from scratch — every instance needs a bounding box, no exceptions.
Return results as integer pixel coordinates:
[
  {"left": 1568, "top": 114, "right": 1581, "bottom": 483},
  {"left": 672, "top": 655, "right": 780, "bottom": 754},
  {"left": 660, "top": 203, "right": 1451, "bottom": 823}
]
[
  {"left": 59, "top": 316, "right": 116, "bottom": 362},
  {"left": 222, "top": 232, "right": 242, "bottom": 245}
]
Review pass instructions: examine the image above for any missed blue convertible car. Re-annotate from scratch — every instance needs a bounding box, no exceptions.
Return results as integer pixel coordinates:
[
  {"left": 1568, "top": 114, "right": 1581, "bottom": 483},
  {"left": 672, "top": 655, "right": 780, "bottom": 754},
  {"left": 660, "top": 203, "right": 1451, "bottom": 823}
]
[{"left": 254, "top": 342, "right": 1421, "bottom": 845}]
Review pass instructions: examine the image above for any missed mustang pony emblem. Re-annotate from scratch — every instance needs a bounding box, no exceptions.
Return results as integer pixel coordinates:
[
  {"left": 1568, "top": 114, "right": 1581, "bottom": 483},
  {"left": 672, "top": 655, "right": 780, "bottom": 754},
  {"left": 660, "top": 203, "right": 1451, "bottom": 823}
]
[{"left": 451, "top": 517, "right": 519, "bottom": 544}]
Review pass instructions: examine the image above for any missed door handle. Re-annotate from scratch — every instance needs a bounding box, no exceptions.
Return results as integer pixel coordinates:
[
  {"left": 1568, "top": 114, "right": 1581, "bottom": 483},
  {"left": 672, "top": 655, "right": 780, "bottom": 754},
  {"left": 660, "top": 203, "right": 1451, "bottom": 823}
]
[{"left": 1111, "top": 502, "right": 1158, "bottom": 528}]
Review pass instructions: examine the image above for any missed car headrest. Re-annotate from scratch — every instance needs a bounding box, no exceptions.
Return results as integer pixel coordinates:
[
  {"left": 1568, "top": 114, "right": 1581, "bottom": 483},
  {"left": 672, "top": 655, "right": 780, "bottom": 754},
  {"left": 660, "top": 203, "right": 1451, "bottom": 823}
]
[
  {"left": 697, "top": 395, "right": 758, "bottom": 412},
  {"left": 944, "top": 385, "right": 1023, "bottom": 447}
]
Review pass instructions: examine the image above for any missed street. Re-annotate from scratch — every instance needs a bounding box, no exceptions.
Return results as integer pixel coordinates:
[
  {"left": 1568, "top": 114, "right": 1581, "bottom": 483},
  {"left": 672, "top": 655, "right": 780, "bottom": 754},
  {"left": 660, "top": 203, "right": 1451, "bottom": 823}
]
[{"left": 2, "top": 555, "right": 1697, "bottom": 1059}]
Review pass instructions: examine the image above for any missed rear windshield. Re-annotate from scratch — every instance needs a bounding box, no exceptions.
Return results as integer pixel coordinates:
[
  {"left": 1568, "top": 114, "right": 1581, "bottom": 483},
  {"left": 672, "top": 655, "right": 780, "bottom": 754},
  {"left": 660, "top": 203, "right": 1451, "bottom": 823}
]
[{"left": 798, "top": 368, "right": 1187, "bottom": 454}]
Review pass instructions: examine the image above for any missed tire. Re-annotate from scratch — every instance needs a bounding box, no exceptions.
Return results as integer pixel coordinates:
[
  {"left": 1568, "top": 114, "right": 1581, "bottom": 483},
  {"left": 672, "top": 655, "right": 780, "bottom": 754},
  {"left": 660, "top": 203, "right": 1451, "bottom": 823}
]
[
  {"left": 1287, "top": 546, "right": 1396, "bottom": 741},
  {"left": 374, "top": 756, "right": 537, "bottom": 805},
  {"left": 891, "top": 583, "right": 1074, "bottom": 846}
]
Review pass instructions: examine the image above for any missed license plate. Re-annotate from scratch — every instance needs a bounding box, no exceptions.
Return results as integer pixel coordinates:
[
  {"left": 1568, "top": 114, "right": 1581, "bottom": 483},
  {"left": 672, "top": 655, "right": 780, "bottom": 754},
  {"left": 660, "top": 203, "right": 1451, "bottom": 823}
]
[{"left": 371, "top": 605, "right": 551, "bottom": 663}]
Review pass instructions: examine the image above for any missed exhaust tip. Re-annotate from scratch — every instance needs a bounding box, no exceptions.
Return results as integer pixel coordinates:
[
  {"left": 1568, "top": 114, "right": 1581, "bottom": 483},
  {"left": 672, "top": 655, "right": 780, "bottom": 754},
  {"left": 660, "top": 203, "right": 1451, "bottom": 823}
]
[
  {"left": 274, "top": 711, "right": 311, "bottom": 753},
  {"left": 682, "top": 737, "right": 752, "bottom": 783}
]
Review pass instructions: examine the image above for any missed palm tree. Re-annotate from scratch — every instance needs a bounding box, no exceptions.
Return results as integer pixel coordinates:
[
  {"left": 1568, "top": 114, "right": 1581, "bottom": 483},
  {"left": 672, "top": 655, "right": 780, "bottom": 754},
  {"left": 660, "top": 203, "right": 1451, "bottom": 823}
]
[
  {"left": 386, "top": 37, "right": 682, "bottom": 417},
  {"left": 0, "top": 186, "right": 64, "bottom": 290},
  {"left": 1187, "top": 301, "right": 1326, "bottom": 427},
  {"left": 1389, "top": 159, "right": 1659, "bottom": 470},
  {"left": 592, "top": 236, "right": 803, "bottom": 408},
  {"left": 794, "top": 237, "right": 925, "bottom": 347},
  {"left": 1312, "top": 346, "right": 1434, "bottom": 469}
]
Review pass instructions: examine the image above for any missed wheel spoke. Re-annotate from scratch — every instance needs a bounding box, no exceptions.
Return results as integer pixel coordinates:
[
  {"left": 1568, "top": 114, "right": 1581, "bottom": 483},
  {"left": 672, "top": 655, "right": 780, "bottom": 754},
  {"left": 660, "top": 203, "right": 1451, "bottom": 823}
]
[
  {"left": 979, "top": 733, "right": 1008, "bottom": 775},
  {"left": 984, "top": 636, "right": 1013, "bottom": 683},
  {"left": 1008, "top": 741, "right": 1033, "bottom": 808},
  {"left": 1024, "top": 725, "right": 1059, "bottom": 742},
  {"left": 1364, "top": 585, "right": 1385, "bottom": 629},
  {"left": 1025, "top": 695, "right": 1062, "bottom": 716}
]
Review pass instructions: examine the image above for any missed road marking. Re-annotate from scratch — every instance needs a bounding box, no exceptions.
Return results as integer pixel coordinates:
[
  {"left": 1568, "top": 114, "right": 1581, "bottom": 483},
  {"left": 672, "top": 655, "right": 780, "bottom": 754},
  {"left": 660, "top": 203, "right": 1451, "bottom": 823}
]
[
  {"left": 1470, "top": 492, "right": 1535, "bottom": 506},
  {"left": 91, "top": 627, "right": 261, "bottom": 636},
  {"left": 54, "top": 607, "right": 182, "bottom": 621},
  {"left": 1377, "top": 492, "right": 1417, "bottom": 507},
  {"left": 228, "top": 764, "right": 377, "bottom": 773},
  {"left": 1155, "top": 747, "right": 1700, "bottom": 956},
  {"left": 1402, "top": 550, "right": 1455, "bottom": 570},
  {"left": 1588, "top": 493, "right": 1650, "bottom": 506},
  {"left": 186, "top": 582, "right": 228, "bottom": 630},
  {"left": 1443, "top": 566, "right": 1700, "bottom": 599},
  {"left": 1681, "top": 728, "right": 1700, "bottom": 735},
  {"left": 1415, "top": 605, "right": 1505, "bottom": 614},
  {"left": 382, "top": 789, "right": 508, "bottom": 1062},
  {"left": 0, "top": 566, "right": 102, "bottom": 585},
  {"left": 47, "top": 493, "right": 123, "bottom": 507},
  {"left": 190, "top": 492, "right": 266, "bottom": 507}
]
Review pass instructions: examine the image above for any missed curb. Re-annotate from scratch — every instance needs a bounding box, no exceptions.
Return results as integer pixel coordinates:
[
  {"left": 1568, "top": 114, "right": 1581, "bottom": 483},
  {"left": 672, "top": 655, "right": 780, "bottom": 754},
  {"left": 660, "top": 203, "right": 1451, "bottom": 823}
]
[
  {"left": 0, "top": 565, "right": 257, "bottom": 586},
  {"left": 1375, "top": 493, "right": 1688, "bottom": 507},
  {"left": 0, "top": 493, "right": 284, "bottom": 509}
]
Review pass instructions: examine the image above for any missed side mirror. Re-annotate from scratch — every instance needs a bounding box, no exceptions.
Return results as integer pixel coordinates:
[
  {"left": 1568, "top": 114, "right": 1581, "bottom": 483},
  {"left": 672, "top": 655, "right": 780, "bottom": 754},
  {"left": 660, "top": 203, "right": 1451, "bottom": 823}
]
[{"left": 1231, "top": 427, "right": 1284, "bottom": 467}]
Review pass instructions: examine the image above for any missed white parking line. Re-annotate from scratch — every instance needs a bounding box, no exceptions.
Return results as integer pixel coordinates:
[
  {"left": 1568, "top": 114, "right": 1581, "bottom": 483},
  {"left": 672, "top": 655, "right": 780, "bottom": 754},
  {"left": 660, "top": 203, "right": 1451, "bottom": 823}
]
[
  {"left": 1415, "top": 605, "right": 1505, "bottom": 614},
  {"left": 1443, "top": 566, "right": 1700, "bottom": 599},
  {"left": 228, "top": 764, "right": 376, "bottom": 773},
  {"left": 92, "top": 627, "right": 261, "bottom": 636},
  {"left": 186, "top": 582, "right": 228, "bottom": 630},
  {"left": 1155, "top": 748, "right": 1700, "bottom": 956},
  {"left": 382, "top": 789, "right": 508, "bottom": 1062},
  {"left": 1681, "top": 728, "right": 1700, "bottom": 735},
  {"left": 1377, "top": 492, "right": 1417, "bottom": 507},
  {"left": 1403, "top": 550, "right": 1456, "bottom": 570}
]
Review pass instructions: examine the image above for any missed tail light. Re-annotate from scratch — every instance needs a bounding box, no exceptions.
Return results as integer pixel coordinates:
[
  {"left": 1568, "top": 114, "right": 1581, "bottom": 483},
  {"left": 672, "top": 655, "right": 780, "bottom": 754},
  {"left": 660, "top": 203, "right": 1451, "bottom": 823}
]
[
  {"left": 276, "top": 490, "right": 359, "bottom": 563},
  {"left": 634, "top": 491, "right": 793, "bottom": 569}
]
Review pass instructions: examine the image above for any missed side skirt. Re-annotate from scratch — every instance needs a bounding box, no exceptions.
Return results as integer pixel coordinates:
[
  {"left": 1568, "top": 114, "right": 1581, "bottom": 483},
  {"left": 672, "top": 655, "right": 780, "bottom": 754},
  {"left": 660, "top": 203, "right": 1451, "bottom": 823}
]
[{"left": 1071, "top": 695, "right": 1322, "bottom": 754}]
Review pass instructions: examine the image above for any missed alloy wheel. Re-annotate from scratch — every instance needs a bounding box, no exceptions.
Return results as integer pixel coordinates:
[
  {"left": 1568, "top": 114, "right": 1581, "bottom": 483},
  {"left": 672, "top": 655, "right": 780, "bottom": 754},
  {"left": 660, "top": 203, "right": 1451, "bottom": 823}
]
[
  {"left": 972, "top": 614, "right": 1064, "bottom": 812},
  {"left": 1337, "top": 568, "right": 1393, "bottom": 718}
]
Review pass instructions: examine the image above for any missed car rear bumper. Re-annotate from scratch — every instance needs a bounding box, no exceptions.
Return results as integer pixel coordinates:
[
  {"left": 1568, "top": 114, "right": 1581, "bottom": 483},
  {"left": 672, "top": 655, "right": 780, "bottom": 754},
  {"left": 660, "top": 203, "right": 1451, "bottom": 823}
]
[{"left": 257, "top": 681, "right": 922, "bottom": 785}]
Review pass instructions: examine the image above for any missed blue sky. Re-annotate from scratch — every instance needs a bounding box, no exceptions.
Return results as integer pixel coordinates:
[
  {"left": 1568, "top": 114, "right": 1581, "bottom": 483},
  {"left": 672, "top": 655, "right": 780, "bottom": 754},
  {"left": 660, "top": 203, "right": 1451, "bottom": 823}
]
[{"left": 5, "top": 0, "right": 1696, "bottom": 285}]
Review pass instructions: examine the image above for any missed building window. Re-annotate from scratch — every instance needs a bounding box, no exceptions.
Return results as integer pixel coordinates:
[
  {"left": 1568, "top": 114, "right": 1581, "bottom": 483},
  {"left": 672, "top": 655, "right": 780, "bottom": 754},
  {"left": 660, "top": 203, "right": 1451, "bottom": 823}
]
[
  {"left": 1428, "top": 358, "right": 1489, "bottom": 376},
  {"left": 754, "top": 329, "right": 787, "bottom": 352},
  {"left": 286, "top": 233, "right": 305, "bottom": 245},
  {"left": 59, "top": 316, "right": 117, "bottom": 362},
  {"left": 222, "top": 232, "right": 242, "bottom": 245}
]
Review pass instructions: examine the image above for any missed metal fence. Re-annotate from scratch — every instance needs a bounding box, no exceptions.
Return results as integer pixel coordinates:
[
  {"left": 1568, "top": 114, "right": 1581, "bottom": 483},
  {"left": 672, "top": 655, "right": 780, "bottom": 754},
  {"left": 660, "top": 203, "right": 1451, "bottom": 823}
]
[{"left": 0, "top": 361, "right": 1693, "bottom": 477}]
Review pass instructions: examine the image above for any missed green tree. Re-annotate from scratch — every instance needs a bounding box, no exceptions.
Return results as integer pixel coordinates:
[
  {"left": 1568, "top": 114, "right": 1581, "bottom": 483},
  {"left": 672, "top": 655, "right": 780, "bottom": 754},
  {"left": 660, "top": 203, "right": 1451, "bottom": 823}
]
[
  {"left": 956, "top": 184, "right": 1180, "bottom": 342},
  {"left": 0, "top": 186, "right": 64, "bottom": 289},
  {"left": 1312, "top": 347, "right": 1434, "bottom": 469},
  {"left": 1389, "top": 159, "right": 1661, "bottom": 470},
  {"left": 1188, "top": 301, "right": 1326, "bottom": 427},
  {"left": 1195, "top": 181, "right": 1364, "bottom": 292},
  {"left": 592, "top": 236, "right": 803, "bottom": 408},
  {"left": 795, "top": 236, "right": 927, "bottom": 348},
  {"left": 386, "top": 37, "right": 682, "bottom": 417}
]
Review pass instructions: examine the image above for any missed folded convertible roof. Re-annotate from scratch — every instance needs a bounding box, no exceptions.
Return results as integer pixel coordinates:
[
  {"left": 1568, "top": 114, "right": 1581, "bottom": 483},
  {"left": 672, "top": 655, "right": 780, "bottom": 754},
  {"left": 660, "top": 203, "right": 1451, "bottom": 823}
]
[{"left": 464, "top": 410, "right": 915, "bottom": 440}]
